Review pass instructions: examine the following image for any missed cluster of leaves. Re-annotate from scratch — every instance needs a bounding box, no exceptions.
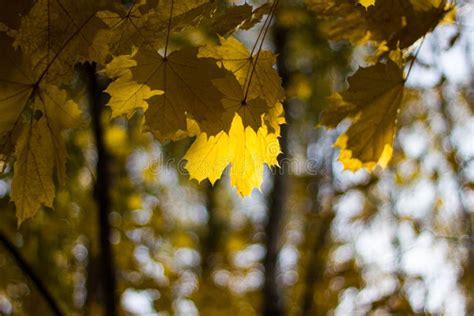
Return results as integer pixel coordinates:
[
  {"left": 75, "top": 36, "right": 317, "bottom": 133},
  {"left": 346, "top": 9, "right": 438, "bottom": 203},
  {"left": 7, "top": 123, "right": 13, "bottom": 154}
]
[
  {"left": 308, "top": 0, "right": 455, "bottom": 170},
  {"left": 0, "top": 0, "right": 286, "bottom": 224},
  {"left": 0, "top": 0, "right": 458, "bottom": 224}
]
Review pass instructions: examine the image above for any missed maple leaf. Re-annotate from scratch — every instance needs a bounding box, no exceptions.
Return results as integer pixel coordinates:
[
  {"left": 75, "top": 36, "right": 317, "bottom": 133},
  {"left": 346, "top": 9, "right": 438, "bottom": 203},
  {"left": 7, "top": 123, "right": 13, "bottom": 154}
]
[
  {"left": 204, "top": 2, "right": 273, "bottom": 36},
  {"left": 184, "top": 114, "right": 280, "bottom": 196},
  {"left": 126, "top": 46, "right": 237, "bottom": 140},
  {"left": 104, "top": 50, "right": 163, "bottom": 118},
  {"left": 96, "top": 0, "right": 212, "bottom": 55},
  {"left": 265, "top": 102, "right": 286, "bottom": 135},
  {"left": 207, "top": 4, "right": 253, "bottom": 36},
  {"left": 96, "top": 0, "right": 161, "bottom": 56},
  {"left": 0, "top": 33, "right": 30, "bottom": 141},
  {"left": 1, "top": 1, "right": 35, "bottom": 29},
  {"left": 97, "top": 0, "right": 273, "bottom": 56},
  {"left": 10, "top": 84, "right": 81, "bottom": 224},
  {"left": 99, "top": 1, "right": 279, "bottom": 136},
  {"left": 321, "top": 60, "right": 405, "bottom": 171},
  {"left": 156, "top": 0, "right": 210, "bottom": 18},
  {"left": 0, "top": 0, "right": 285, "bottom": 222},
  {"left": 358, "top": 0, "right": 375, "bottom": 9},
  {"left": 307, "top": 0, "right": 451, "bottom": 49},
  {"left": 199, "top": 36, "right": 285, "bottom": 130},
  {"left": 0, "top": 0, "right": 101, "bottom": 223},
  {"left": 38, "top": 85, "right": 81, "bottom": 185},
  {"left": 211, "top": 76, "right": 268, "bottom": 132},
  {"left": 0, "top": 0, "right": 108, "bottom": 142},
  {"left": 239, "top": 3, "right": 274, "bottom": 31},
  {"left": 10, "top": 0, "right": 110, "bottom": 84},
  {"left": 228, "top": 116, "right": 280, "bottom": 195},
  {"left": 11, "top": 117, "right": 56, "bottom": 225}
]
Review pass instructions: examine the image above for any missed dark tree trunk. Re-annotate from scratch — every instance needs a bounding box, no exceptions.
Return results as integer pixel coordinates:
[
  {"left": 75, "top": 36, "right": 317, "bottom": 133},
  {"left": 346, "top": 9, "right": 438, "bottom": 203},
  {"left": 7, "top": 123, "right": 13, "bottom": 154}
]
[
  {"left": 262, "top": 126, "right": 288, "bottom": 316},
  {"left": 201, "top": 183, "right": 222, "bottom": 279},
  {"left": 301, "top": 181, "right": 333, "bottom": 316},
  {"left": 262, "top": 18, "right": 290, "bottom": 316},
  {"left": 438, "top": 85, "right": 474, "bottom": 314},
  {"left": 85, "top": 63, "right": 118, "bottom": 316}
]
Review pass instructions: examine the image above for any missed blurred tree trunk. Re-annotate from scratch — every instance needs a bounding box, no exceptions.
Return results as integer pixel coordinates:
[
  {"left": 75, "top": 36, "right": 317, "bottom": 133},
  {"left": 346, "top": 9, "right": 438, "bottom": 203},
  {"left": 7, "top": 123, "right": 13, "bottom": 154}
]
[
  {"left": 262, "top": 15, "right": 290, "bottom": 316},
  {"left": 262, "top": 123, "right": 288, "bottom": 316},
  {"left": 85, "top": 63, "right": 118, "bottom": 316},
  {"left": 437, "top": 84, "right": 474, "bottom": 313},
  {"left": 300, "top": 177, "right": 334, "bottom": 316},
  {"left": 463, "top": 38, "right": 474, "bottom": 313},
  {"left": 201, "top": 183, "right": 221, "bottom": 278}
]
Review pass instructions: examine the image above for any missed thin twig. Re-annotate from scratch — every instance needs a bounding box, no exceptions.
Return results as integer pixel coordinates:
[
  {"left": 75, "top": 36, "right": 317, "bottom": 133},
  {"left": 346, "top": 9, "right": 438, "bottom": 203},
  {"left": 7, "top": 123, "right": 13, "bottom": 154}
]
[
  {"left": 163, "top": 0, "right": 175, "bottom": 59},
  {"left": 405, "top": 36, "right": 426, "bottom": 81},
  {"left": 0, "top": 231, "right": 63, "bottom": 316},
  {"left": 243, "top": 0, "right": 280, "bottom": 103}
]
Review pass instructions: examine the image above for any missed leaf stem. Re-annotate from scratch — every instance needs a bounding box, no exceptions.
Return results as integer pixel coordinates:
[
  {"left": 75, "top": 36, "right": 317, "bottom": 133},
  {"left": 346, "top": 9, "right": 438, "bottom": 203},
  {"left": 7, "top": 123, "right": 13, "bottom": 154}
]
[
  {"left": 243, "top": 0, "right": 279, "bottom": 103},
  {"left": 405, "top": 36, "right": 426, "bottom": 81},
  {"left": 164, "top": 0, "right": 175, "bottom": 59},
  {"left": 35, "top": 13, "right": 95, "bottom": 86}
]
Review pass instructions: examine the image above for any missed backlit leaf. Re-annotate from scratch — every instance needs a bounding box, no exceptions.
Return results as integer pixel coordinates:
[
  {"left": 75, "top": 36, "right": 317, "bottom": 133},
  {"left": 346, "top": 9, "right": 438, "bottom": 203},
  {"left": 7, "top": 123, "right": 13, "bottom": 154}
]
[
  {"left": 199, "top": 36, "right": 285, "bottom": 129},
  {"left": 11, "top": 117, "right": 56, "bottom": 224},
  {"left": 321, "top": 60, "right": 405, "bottom": 170},
  {"left": 130, "top": 47, "right": 233, "bottom": 140},
  {"left": 184, "top": 114, "right": 280, "bottom": 196},
  {"left": 104, "top": 50, "right": 163, "bottom": 118},
  {"left": 358, "top": 0, "right": 375, "bottom": 9},
  {"left": 307, "top": 0, "right": 451, "bottom": 49}
]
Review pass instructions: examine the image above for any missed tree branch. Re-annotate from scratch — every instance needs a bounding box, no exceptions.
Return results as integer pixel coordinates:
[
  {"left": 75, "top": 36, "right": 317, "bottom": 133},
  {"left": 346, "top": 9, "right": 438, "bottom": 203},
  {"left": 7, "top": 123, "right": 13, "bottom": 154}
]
[{"left": 0, "top": 231, "right": 63, "bottom": 316}]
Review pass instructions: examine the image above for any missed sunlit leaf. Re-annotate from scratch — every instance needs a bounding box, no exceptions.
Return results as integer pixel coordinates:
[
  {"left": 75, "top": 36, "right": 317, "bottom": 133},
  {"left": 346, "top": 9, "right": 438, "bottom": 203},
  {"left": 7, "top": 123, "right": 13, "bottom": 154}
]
[
  {"left": 104, "top": 50, "right": 163, "bottom": 118},
  {"left": 321, "top": 60, "right": 405, "bottom": 170},
  {"left": 307, "top": 0, "right": 451, "bottom": 49},
  {"left": 199, "top": 36, "right": 285, "bottom": 129},
  {"left": 184, "top": 114, "right": 280, "bottom": 196}
]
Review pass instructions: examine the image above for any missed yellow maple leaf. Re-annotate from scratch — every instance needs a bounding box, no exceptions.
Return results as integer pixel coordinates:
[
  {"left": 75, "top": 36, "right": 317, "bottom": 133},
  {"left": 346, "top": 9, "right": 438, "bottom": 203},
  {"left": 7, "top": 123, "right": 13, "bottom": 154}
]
[
  {"left": 0, "top": 32, "right": 34, "bottom": 141},
  {"left": 184, "top": 131, "right": 231, "bottom": 185},
  {"left": 211, "top": 75, "right": 268, "bottom": 132},
  {"left": 129, "top": 47, "right": 235, "bottom": 140},
  {"left": 229, "top": 116, "right": 280, "bottom": 195},
  {"left": 96, "top": 0, "right": 158, "bottom": 56},
  {"left": 97, "top": 0, "right": 262, "bottom": 54},
  {"left": 40, "top": 85, "right": 82, "bottom": 185},
  {"left": 1, "top": 0, "right": 106, "bottom": 169},
  {"left": 199, "top": 36, "right": 285, "bottom": 126},
  {"left": 307, "top": 0, "right": 450, "bottom": 49},
  {"left": 184, "top": 114, "right": 280, "bottom": 196},
  {"left": 335, "top": 134, "right": 393, "bottom": 172},
  {"left": 358, "top": 0, "right": 375, "bottom": 9},
  {"left": 156, "top": 0, "right": 210, "bottom": 18},
  {"left": 105, "top": 50, "right": 163, "bottom": 118},
  {"left": 265, "top": 102, "right": 286, "bottom": 135},
  {"left": 321, "top": 60, "right": 405, "bottom": 171},
  {"left": 11, "top": 0, "right": 110, "bottom": 84},
  {"left": 11, "top": 117, "right": 56, "bottom": 225},
  {"left": 10, "top": 84, "right": 81, "bottom": 224},
  {"left": 1, "top": 21, "right": 81, "bottom": 223}
]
